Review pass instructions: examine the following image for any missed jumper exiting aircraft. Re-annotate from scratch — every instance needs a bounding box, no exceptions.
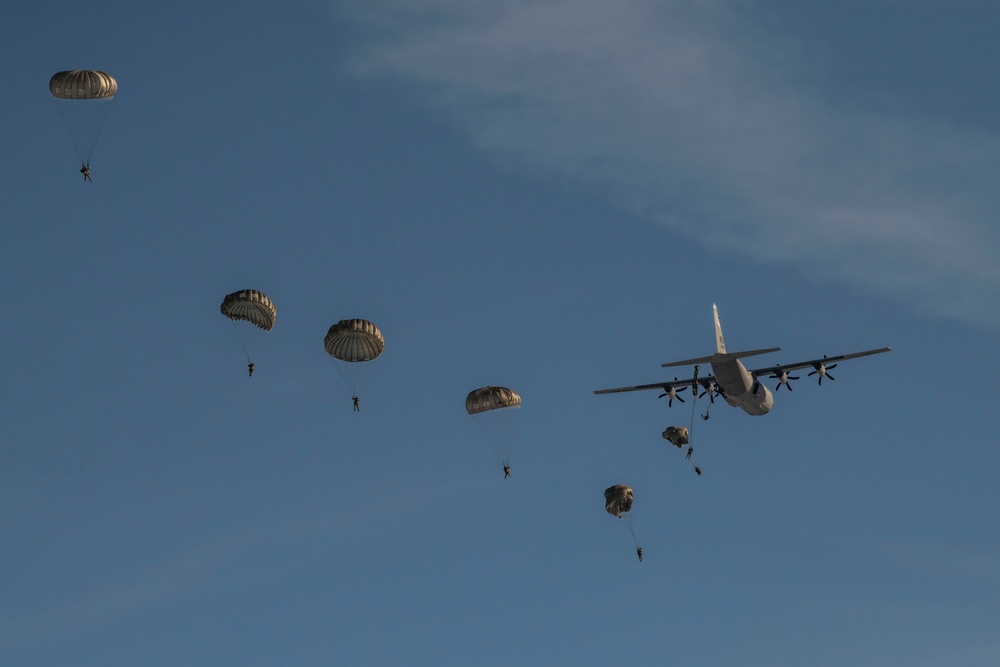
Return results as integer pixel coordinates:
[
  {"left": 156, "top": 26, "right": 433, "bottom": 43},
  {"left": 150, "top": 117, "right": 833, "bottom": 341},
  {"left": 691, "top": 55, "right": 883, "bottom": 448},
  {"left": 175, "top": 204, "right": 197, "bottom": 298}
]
[{"left": 594, "top": 305, "right": 890, "bottom": 416}]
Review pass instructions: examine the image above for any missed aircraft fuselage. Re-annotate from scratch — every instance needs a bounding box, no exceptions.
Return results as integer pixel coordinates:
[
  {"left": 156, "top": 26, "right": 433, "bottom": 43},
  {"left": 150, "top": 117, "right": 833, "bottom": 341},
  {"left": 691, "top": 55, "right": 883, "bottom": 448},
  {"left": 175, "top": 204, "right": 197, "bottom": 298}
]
[{"left": 712, "top": 357, "right": 773, "bottom": 416}]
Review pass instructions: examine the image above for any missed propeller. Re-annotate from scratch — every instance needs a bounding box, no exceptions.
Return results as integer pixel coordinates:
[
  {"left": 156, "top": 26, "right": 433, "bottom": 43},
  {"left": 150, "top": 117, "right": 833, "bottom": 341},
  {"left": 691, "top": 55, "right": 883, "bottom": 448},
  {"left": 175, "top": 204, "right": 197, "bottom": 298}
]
[
  {"left": 698, "top": 381, "right": 722, "bottom": 420},
  {"left": 698, "top": 381, "right": 723, "bottom": 403},
  {"left": 807, "top": 357, "right": 837, "bottom": 385},
  {"left": 769, "top": 368, "right": 800, "bottom": 391},
  {"left": 657, "top": 379, "right": 687, "bottom": 407}
]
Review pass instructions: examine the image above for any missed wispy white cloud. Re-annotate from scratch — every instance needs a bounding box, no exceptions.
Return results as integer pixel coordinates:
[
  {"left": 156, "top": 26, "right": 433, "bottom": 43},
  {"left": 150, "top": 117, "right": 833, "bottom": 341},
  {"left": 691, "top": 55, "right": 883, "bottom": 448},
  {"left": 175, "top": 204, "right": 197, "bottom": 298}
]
[{"left": 335, "top": 0, "right": 1000, "bottom": 326}]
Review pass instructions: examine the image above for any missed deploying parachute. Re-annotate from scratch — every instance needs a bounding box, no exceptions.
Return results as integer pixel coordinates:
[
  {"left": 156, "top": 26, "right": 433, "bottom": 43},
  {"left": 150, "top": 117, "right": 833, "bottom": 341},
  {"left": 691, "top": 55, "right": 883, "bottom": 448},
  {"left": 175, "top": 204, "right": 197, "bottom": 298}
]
[
  {"left": 49, "top": 70, "right": 117, "bottom": 175},
  {"left": 604, "top": 484, "right": 634, "bottom": 518},
  {"left": 325, "top": 319, "right": 384, "bottom": 408},
  {"left": 662, "top": 426, "right": 689, "bottom": 447},
  {"left": 466, "top": 386, "right": 521, "bottom": 477},
  {"left": 220, "top": 289, "right": 276, "bottom": 376},
  {"left": 605, "top": 484, "right": 641, "bottom": 561}
]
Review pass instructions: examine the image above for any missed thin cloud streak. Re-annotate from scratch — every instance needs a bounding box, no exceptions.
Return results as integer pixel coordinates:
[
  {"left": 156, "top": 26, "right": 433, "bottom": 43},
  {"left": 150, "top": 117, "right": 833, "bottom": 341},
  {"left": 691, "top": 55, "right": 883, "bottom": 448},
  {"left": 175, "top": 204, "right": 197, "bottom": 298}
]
[{"left": 336, "top": 0, "right": 1000, "bottom": 326}]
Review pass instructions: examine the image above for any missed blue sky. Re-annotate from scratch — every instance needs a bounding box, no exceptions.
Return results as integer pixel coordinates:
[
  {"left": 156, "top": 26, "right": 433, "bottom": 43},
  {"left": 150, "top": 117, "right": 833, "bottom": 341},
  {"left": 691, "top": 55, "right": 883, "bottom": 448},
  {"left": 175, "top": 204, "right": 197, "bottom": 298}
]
[{"left": 2, "top": 1, "right": 999, "bottom": 665}]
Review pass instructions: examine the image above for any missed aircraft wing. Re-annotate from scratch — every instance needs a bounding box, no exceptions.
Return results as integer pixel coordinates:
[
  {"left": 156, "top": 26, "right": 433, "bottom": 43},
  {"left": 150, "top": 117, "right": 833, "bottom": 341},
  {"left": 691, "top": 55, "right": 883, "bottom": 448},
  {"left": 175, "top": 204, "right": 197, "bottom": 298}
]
[
  {"left": 594, "top": 374, "right": 718, "bottom": 395},
  {"left": 750, "top": 347, "right": 891, "bottom": 377}
]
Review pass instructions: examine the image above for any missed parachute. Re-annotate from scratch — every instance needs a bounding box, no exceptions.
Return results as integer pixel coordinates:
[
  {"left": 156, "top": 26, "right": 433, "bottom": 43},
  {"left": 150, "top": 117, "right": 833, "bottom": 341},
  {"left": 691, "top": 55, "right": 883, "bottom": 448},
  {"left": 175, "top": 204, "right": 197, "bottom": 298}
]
[
  {"left": 662, "top": 426, "right": 689, "bottom": 447},
  {"left": 466, "top": 386, "right": 521, "bottom": 472},
  {"left": 324, "top": 319, "right": 384, "bottom": 402},
  {"left": 465, "top": 386, "right": 521, "bottom": 415},
  {"left": 604, "top": 484, "right": 634, "bottom": 519},
  {"left": 49, "top": 70, "right": 117, "bottom": 168},
  {"left": 220, "top": 289, "right": 275, "bottom": 375},
  {"left": 605, "top": 484, "right": 640, "bottom": 559},
  {"left": 324, "top": 319, "right": 384, "bottom": 362},
  {"left": 49, "top": 70, "right": 118, "bottom": 99},
  {"left": 220, "top": 290, "right": 277, "bottom": 331}
]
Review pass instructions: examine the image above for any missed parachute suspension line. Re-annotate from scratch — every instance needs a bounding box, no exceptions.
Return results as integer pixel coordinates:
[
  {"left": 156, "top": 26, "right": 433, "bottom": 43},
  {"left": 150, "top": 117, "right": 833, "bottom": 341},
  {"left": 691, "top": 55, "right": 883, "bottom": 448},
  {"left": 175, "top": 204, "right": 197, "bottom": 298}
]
[
  {"left": 476, "top": 423, "right": 511, "bottom": 467},
  {"left": 501, "top": 417, "right": 517, "bottom": 468},
  {"left": 54, "top": 99, "right": 109, "bottom": 165},
  {"left": 231, "top": 320, "right": 252, "bottom": 363},
  {"left": 331, "top": 359, "right": 378, "bottom": 400},
  {"left": 687, "top": 367, "right": 700, "bottom": 442},
  {"left": 624, "top": 514, "right": 638, "bottom": 547},
  {"left": 88, "top": 99, "right": 113, "bottom": 162},
  {"left": 351, "top": 363, "right": 376, "bottom": 396},
  {"left": 333, "top": 362, "right": 355, "bottom": 395},
  {"left": 688, "top": 366, "right": 700, "bottom": 430},
  {"left": 684, "top": 395, "right": 703, "bottom": 473},
  {"left": 685, "top": 365, "right": 702, "bottom": 475},
  {"left": 688, "top": 390, "right": 698, "bottom": 434},
  {"left": 490, "top": 446, "right": 507, "bottom": 467}
]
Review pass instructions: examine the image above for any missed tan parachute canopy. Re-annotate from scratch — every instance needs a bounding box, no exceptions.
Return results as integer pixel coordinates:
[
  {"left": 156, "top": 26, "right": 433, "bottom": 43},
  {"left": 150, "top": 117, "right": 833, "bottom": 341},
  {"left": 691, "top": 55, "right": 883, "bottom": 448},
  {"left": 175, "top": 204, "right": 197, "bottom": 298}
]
[
  {"left": 324, "top": 319, "right": 384, "bottom": 362},
  {"left": 220, "top": 290, "right": 276, "bottom": 331},
  {"left": 662, "top": 426, "right": 690, "bottom": 447},
  {"left": 465, "top": 386, "right": 521, "bottom": 415},
  {"left": 604, "top": 484, "right": 634, "bottom": 518},
  {"left": 49, "top": 70, "right": 118, "bottom": 99}
]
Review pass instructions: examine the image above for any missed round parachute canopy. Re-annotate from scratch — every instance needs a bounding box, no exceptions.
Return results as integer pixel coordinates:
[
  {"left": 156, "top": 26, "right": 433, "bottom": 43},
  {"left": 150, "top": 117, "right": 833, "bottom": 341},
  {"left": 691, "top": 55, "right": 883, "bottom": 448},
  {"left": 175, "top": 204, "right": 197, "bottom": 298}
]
[
  {"left": 50, "top": 70, "right": 118, "bottom": 166},
  {"left": 466, "top": 385, "right": 521, "bottom": 468},
  {"left": 50, "top": 70, "right": 118, "bottom": 99},
  {"left": 324, "top": 319, "right": 384, "bottom": 362},
  {"left": 604, "top": 484, "right": 634, "bottom": 518},
  {"left": 465, "top": 386, "right": 521, "bottom": 415},
  {"left": 220, "top": 290, "right": 276, "bottom": 331}
]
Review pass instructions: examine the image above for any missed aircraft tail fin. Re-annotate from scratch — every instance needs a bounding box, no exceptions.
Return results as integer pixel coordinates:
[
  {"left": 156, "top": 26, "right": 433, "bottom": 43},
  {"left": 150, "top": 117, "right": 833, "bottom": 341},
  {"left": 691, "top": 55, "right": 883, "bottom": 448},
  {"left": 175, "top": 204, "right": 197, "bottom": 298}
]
[
  {"left": 660, "top": 305, "right": 779, "bottom": 368},
  {"left": 714, "top": 303, "right": 726, "bottom": 354}
]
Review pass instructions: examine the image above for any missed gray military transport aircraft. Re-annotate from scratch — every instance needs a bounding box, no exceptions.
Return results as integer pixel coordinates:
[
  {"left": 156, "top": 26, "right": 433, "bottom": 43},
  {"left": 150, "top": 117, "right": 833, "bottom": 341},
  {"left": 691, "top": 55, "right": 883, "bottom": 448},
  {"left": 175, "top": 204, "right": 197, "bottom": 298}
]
[{"left": 594, "top": 304, "right": 890, "bottom": 416}]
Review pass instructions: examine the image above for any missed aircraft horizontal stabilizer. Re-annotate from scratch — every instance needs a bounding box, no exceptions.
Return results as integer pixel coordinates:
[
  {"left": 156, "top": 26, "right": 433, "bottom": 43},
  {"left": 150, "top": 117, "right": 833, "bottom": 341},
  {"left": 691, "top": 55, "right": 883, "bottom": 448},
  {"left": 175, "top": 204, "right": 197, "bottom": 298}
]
[
  {"left": 660, "top": 355, "right": 718, "bottom": 369},
  {"left": 661, "top": 347, "right": 779, "bottom": 368}
]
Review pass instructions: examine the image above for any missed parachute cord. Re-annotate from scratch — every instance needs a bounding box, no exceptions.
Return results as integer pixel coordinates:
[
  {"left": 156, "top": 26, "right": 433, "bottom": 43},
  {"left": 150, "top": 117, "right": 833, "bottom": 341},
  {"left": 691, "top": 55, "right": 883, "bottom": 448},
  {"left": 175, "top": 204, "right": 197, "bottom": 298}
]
[
  {"left": 475, "top": 418, "right": 514, "bottom": 470},
  {"left": 232, "top": 321, "right": 252, "bottom": 363},
  {"left": 487, "top": 442, "right": 510, "bottom": 468},
  {"left": 624, "top": 515, "right": 638, "bottom": 547},
  {"left": 687, "top": 375, "right": 702, "bottom": 475},
  {"left": 688, "top": 384, "right": 699, "bottom": 443},
  {"left": 334, "top": 366, "right": 355, "bottom": 395},
  {"left": 333, "top": 360, "right": 378, "bottom": 400}
]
